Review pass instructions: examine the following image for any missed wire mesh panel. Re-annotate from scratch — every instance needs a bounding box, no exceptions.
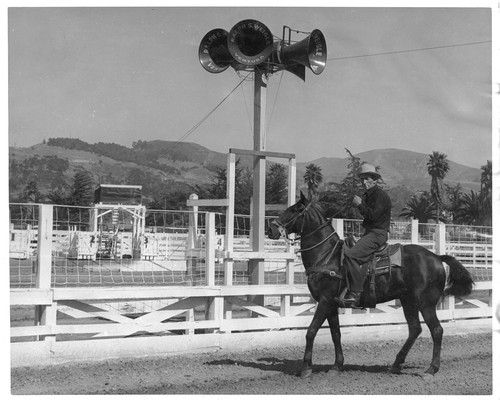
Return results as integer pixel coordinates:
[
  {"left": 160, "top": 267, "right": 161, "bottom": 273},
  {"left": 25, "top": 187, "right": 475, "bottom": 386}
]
[
  {"left": 390, "top": 221, "right": 412, "bottom": 242},
  {"left": 444, "top": 224, "right": 493, "bottom": 281},
  {"left": 9, "top": 203, "right": 493, "bottom": 290},
  {"left": 9, "top": 203, "right": 40, "bottom": 230},
  {"left": 445, "top": 224, "right": 493, "bottom": 244},
  {"left": 417, "top": 223, "right": 437, "bottom": 243},
  {"left": 231, "top": 260, "right": 252, "bottom": 285},
  {"left": 234, "top": 214, "right": 251, "bottom": 237},
  {"left": 344, "top": 219, "right": 364, "bottom": 239},
  {"left": 9, "top": 204, "right": 40, "bottom": 288},
  {"left": 48, "top": 206, "right": 210, "bottom": 287},
  {"left": 344, "top": 219, "right": 415, "bottom": 243}
]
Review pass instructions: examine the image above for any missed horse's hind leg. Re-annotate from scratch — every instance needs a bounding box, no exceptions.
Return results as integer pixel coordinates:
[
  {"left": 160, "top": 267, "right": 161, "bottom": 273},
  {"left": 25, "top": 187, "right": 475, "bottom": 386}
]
[
  {"left": 391, "top": 300, "right": 422, "bottom": 374},
  {"left": 301, "top": 300, "right": 329, "bottom": 379},
  {"left": 420, "top": 305, "right": 443, "bottom": 376}
]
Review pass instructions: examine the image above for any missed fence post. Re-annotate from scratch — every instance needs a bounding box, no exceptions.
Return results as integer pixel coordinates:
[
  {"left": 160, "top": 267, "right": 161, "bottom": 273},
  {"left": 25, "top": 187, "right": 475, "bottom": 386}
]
[
  {"left": 186, "top": 194, "right": 199, "bottom": 284},
  {"left": 331, "top": 218, "right": 344, "bottom": 239},
  {"left": 187, "top": 194, "right": 199, "bottom": 248},
  {"left": 205, "top": 212, "right": 216, "bottom": 286},
  {"left": 34, "top": 204, "right": 57, "bottom": 341},
  {"left": 281, "top": 156, "right": 297, "bottom": 312},
  {"left": 435, "top": 223, "right": 453, "bottom": 314},
  {"left": 221, "top": 153, "right": 236, "bottom": 327},
  {"left": 411, "top": 219, "right": 419, "bottom": 244},
  {"left": 435, "top": 223, "right": 446, "bottom": 255},
  {"left": 224, "top": 152, "right": 235, "bottom": 286},
  {"left": 36, "top": 204, "right": 53, "bottom": 289},
  {"left": 205, "top": 212, "right": 223, "bottom": 332}
]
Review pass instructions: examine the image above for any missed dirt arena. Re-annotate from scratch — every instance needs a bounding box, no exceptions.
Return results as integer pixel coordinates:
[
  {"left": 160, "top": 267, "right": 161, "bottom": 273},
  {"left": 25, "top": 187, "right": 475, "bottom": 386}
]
[{"left": 11, "top": 331, "right": 492, "bottom": 395}]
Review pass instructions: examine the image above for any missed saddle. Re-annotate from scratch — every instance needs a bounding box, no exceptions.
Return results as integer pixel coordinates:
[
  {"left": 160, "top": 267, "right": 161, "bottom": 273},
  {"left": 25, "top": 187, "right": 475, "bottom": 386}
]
[{"left": 342, "top": 235, "right": 404, "bottom": 308}]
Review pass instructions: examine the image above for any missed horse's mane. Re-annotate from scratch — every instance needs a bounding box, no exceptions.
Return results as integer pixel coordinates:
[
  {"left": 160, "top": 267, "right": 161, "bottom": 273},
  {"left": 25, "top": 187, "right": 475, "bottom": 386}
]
[
  {"left": 307, "top": 199, "right": 328, "bottom": 218},
  {"left": 305, "top": 199, "right": 344, "bottom": 243}
]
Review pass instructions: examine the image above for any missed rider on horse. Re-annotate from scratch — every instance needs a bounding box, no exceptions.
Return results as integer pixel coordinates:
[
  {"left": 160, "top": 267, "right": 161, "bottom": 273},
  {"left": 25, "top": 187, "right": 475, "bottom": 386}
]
[{"left": 341, "top": 163, "right": 392, "bottom": 308}]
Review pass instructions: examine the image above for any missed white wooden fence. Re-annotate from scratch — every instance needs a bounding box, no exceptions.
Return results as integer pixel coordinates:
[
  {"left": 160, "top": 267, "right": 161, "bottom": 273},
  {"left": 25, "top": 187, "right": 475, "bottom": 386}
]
[{"left": 10, "top": 205, "right": 493, "bottom": 367}]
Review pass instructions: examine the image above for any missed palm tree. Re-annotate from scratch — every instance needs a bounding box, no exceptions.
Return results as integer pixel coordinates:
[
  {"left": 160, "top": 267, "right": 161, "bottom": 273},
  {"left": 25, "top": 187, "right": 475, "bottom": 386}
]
[
  {"left": 400, "top": 192, "right": 438, "bottom": 236},
  {"left": 480, "top": 160, "right": 492, "bottom": 198},
  {"left": 71, "top": 171, "right": 95, "bottom": 206},
  {"left": 427, "top": 151, "right": 449, "bottom": 222},
  {"left": 303, "top": 163, "right": 323, "bottom": 199},
  {"left": 399, "top": 192, "right": 437, "bottom": 223},
  {"left": 444, "top": 183, "right": 463, "bottom": 223},
  {"left": 22, "top": 180, "right": 43, "bottom": 203},
  {"left": 455, "top": 190, "right": 492, "bottom": 226}
]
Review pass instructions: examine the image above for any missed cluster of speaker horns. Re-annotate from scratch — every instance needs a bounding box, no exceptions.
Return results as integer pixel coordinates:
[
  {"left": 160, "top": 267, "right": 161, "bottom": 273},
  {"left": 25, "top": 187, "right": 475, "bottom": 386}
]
[{"left": 198, "top": 19, "right": 327, "bottom": 81}]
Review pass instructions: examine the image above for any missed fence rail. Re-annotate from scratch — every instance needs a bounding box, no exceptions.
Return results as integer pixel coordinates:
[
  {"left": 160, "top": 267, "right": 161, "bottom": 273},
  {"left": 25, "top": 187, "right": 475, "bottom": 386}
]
[{"left": 9, "top": 204, "right": 493, "bottom": 367}]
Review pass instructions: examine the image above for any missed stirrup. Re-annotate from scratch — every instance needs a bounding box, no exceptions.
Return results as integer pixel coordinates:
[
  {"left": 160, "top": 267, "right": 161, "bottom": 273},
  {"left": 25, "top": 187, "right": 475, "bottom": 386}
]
[{"left": 335, "top": 292, "right": 364, "bottom": 309}]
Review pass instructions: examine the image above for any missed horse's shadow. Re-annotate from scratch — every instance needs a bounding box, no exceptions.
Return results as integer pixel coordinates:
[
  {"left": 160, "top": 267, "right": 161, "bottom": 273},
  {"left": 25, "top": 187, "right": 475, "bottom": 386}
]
[
  {"left": 205, "top": 357, "right": 419, "bottom": 377},
  {"left": 205, "top": 357, "right": 301, "bottom": 376}
]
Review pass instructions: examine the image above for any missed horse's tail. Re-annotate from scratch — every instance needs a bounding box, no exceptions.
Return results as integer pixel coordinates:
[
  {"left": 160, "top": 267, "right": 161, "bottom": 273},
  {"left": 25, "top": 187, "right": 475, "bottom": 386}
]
[{"left": 440, "top": 255, "right": 474, "bottom": 297}]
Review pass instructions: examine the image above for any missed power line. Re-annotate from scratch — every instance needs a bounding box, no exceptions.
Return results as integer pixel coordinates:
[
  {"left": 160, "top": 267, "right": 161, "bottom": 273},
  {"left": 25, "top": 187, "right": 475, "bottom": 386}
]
[
  {"left": 163, "top": 39, "right": 490, "bottom": 156},
  {"left": 328, "top": 40, "right": 491, "bottom": 61},
  {"left": 267, "top": 69, "right": 285, "bottom": 136},
  {"left": 239, "top": 76, "right": 254, "bottom": 142},
  {"left": 160, "top": 72, "right": 252, "bottom": 157}
]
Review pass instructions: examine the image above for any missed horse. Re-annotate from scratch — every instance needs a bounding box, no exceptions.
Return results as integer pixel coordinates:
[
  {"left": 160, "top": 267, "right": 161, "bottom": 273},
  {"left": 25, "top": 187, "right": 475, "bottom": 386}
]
[{"left": 267, "top": 192, "right": 474, "bottom": 378}]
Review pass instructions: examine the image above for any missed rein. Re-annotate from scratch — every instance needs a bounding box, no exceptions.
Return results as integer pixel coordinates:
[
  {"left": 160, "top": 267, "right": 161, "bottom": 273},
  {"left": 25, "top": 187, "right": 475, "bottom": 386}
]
[
  {"left": 279, "top": 201, "right": 312, "bottom": 235},
  {"left": 284, "top": 217, "right": 333, "bottom": 247},
  {"left": 303, "top": 236, "right": 343, "bottom": 279},
  {"left": 274, "top": 202, "right": 332, "bottom": 247},
  {"left": 273, "top": 200, "right": 344, "bottom": 280},
  {"left": 296, "top": 229, "right": 338, "bottom": 253}
]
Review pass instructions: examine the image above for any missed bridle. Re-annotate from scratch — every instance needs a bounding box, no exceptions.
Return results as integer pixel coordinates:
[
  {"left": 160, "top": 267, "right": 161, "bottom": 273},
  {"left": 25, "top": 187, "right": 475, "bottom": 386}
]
[
  {"left": 271, "top": 202, "right": 339, "bottom": 254},
  {"left": 271, "top": 200, "right": 345, "bottom": 282},
  {"left": 271, "top": 201, "right": 311, "bottom": 242}
]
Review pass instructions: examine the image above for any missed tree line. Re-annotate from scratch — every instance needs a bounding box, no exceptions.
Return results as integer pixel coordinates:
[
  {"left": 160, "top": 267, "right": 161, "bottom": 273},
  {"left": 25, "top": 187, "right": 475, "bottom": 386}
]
[
  {"left": 302, "top": 149, "right": 492, "bottom": 226},
  {"left": 11, "top": 146, "right": 492, "bottom": 227}
]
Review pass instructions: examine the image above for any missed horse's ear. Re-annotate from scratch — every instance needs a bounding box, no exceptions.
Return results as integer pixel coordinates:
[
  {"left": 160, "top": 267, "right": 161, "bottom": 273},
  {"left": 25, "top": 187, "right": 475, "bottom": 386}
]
[{"left": 300, "top": 191, "right": 309, "bottom": 205}]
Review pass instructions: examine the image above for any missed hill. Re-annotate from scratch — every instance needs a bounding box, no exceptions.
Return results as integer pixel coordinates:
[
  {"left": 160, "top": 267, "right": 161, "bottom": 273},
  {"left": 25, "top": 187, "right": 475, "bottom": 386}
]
[
  {"left": 297, "top": 148, "right": 481, "bottom": 191},
  {"left": 8, "top": 140, "right": 482, "bottom": 205}
]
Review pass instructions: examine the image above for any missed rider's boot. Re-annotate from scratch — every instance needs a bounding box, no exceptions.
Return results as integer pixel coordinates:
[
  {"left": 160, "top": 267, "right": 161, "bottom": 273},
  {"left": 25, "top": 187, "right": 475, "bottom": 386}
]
[
  {"left": 339, "top": 252, "right": 365, "bottom": 308},
  {"left": 342, "top": 291, "right": 361, "bottom": 308}
]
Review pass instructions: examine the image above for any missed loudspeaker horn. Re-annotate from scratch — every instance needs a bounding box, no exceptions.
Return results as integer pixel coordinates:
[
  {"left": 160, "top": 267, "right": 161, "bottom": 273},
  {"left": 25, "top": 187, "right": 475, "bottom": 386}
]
[
  {"left": 278, "top": 29, "right": 327, "bottom": 76},
  {"left": 199, "top": 28, "right": 235, "bottom": 73},
  {"left": 269, "top": 41, "right": 306, "bottom": 81},
  {"left": 227, "top": 19, "right": 274, "bottom": 66}
]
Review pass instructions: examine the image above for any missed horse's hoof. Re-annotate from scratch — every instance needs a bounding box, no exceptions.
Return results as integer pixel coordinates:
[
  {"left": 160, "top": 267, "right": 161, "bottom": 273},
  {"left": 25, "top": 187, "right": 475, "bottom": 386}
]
[
  {"left": 422, "top": 372, "right": 435, "bottom": 381},
  {"left": 300, "top": 368, "right": 313, "bottom": 379},
  {"left": 424, "top": 366, "right": 437, "bottom": 376},
  {"left": 328, "top": 366, "right": 342, "bottom": 376}
]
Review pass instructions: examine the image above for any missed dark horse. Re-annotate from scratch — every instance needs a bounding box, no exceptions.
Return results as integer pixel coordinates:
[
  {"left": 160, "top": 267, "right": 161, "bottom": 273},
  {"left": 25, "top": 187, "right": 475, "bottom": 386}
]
[{"left": 267, "top": 192, "right": 474, "bottom": 378}]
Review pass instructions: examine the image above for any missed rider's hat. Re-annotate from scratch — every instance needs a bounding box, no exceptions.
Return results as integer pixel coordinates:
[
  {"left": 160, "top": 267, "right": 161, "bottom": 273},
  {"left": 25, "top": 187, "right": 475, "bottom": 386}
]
[{"left": 358, "top": 163, "right": 381, "bottom": 180}]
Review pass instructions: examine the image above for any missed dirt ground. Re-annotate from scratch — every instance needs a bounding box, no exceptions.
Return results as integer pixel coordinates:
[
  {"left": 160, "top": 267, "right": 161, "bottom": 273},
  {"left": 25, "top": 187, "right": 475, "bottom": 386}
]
[{"left": 11, "top": 331, "right": 492, "bottom": 395}]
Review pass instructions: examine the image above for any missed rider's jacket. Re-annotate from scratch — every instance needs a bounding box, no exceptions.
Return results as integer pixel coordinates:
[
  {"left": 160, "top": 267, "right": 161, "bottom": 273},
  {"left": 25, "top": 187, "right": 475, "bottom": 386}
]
[{"left": 357, "top": 185, "right": 392, "bottom": 232}]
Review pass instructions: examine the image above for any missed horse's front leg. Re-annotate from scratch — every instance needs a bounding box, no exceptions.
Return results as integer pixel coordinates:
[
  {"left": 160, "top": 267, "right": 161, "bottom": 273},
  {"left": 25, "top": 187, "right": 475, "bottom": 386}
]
[
  {"left": 326, "top": 308, "right": 344, "bottom": 372},
  {"left": 302, "top": 299, "right": 329, "bottom": 379}
]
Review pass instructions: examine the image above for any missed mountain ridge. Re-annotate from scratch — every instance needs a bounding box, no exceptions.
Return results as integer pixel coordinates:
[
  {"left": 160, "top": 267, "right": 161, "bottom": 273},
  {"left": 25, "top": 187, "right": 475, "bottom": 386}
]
[
  {"left": 299, "top": 147, "right": 481, "bottom": 191},
  {"left": 8, "top": 140, "right": 482, "bottom": 203}
]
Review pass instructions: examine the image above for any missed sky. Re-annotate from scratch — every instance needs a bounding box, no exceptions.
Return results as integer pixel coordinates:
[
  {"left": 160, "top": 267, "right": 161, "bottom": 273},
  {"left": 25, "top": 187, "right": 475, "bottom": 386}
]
[{"left": 6, "top": 2, "right": 497, "bottom": 169}]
